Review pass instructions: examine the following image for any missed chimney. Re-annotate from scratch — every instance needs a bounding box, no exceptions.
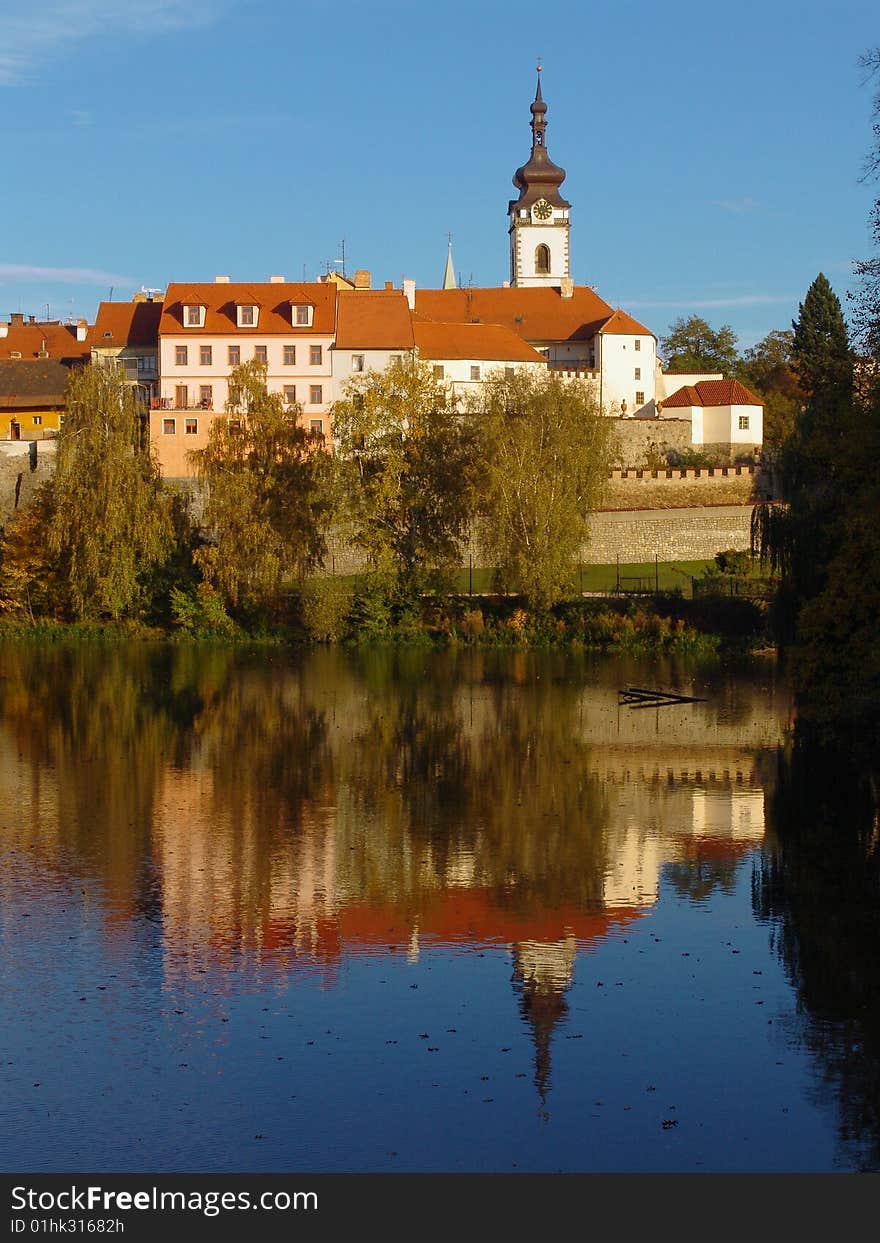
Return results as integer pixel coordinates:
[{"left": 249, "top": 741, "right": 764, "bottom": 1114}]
[
  {"left": 0, "top": 323, "right": 7, "bottom": 338},
  {"left": 501, "top": 280, "right": 510, "bottom": 288},
  {"left": 384, "top": 281, "right": 393, "bottom": 291},
  {"left": 215, "top": 275, "right": 230, "bottom": 284},
  {"left": 28, "top": 314, "right": 36, "bottom": 324},
  {"left": 560, "top": 277, "right": 574, "bottom": 299},
  {"left": 38, "top": 338, "right": 49, "bottom": 358},
  {"left": 11, "top": 312, "right": 24, "bottom": 325},
  {"left": 76, "top": 319, "right": 88, "bottom": 342},
  {"left": 402, "top": 278, "right": 416, "bottom": 310},
  {"left": 354, "top": 270, "right": 371, "bottom": 290},
  {"left": 269, "top": 275, "right": 285, "bottom": 284}
]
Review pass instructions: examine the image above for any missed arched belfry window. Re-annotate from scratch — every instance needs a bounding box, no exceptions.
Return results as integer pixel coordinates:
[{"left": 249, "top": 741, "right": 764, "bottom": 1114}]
[{"left": 535, "top": 244, "right": 551, "bottom": 275}]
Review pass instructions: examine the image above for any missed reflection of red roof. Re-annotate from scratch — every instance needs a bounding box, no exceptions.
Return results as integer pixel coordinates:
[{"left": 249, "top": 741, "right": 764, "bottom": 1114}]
[
  {"left": 681, "top": 837, "right": 757, "bottom": 862},
  {"left": 260, "top": 889, "right": 647, "bottom": 960}
]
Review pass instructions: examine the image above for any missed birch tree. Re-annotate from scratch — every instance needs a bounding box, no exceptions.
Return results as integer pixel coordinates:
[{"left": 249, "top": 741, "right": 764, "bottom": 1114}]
[
  {"left": 47, "top": 364, "right": 173, "bottom": 619},
  {"left": 470, "top": 369, "right": 612, "bottom": 609}
]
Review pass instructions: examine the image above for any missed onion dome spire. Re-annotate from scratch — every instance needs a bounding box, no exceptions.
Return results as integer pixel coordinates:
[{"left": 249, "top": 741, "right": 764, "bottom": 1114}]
[{"left": 509, "top": 62, "right": 569, "bottom": 212}]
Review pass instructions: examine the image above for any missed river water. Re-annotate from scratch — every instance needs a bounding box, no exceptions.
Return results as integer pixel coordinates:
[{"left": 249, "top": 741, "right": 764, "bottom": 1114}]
[{"left": 0, "top": 642, "right": 877, "bottom": 1172}]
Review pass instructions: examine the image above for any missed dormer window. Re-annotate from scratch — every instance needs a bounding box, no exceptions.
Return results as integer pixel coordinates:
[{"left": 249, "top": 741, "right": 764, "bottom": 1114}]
[
  {"left": 237, "top": 304, "right": 258, "bottom": 328},
  {"left": 293, "top": 304, "right": 314, "bottom": 327},
  {"left": 184, "top": 304, "right": 205, "bottom": 328}
]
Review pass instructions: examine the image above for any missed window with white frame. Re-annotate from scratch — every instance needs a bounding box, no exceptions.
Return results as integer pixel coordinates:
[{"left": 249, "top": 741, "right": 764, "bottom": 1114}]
[
  {"left": 738, "top": 415, "right": 750, "bottom": 430},
  {"left": 294, "top": 304, "right": 313, "bottom": 327},
  {"left": 309, "top": 385, "right": 323, "bottom": 404},
  {"left": 237, "top": 305, "right": 257, "bottom": 327},
  {"left": 185, "top": 305, "right": 204, "bottom": 327},
  {"left": 352, "top": 354, "right": 365, "bottom": 372},
  {"left": 185, "top": 417, "right": 198, "bottom": 435},
  {"left": 310, "top": 419, "right": 324, "bottom": 435}
]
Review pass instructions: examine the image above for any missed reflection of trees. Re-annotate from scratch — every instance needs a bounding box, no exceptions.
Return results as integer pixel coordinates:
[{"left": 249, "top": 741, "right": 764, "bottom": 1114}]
[
  {"left": 754, "top": 742, "right": 880, "bottom": 1171},
  {"left": 336, "top": 647, "right": 610, "bottom": 911},
  {"left": 663, "top": 856, "right": 741, "bottom": 903},
  {"left": 0, "top": 643, "right": 201, "bottom": 908}
]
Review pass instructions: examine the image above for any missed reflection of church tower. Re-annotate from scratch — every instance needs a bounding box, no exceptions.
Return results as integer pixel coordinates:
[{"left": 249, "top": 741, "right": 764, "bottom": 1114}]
[
  {"left": 508, "top": 65, "right": 571, "bottom": 288},
  {"left": 511, "top": 935, "right": 577, "bottom": 1105}
]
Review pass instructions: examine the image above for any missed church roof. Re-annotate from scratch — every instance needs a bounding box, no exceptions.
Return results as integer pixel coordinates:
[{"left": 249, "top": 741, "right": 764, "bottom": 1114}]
[
  {"left": 663, "top": 378, "right": 762, "bottom": 408},
  {"left": 414, "top": 285, "right": 614, "bottom": 343},
  {"left": 596, "top": 308, "right": 655, "bottom": 338},
  {"left": 334, "top": 290, "right": 414, "bottom": 349},
  {"left": 159, "top": 282, "right": 337, "bottom": 335},
  {"left": 509, "top": 70, "right": 570, "bottom": 211},
  {"left": 413, "top": 319, "right": 545, "bottom": 363}
]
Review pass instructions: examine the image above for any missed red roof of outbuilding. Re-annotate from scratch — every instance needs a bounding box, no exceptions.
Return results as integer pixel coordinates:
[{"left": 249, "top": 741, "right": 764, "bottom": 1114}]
[
  {"left": 0, "top": 322, "right": 91, "bottom": 363},
  {"left": 663, "top": 378, "right": 762, "bottom": 408}
]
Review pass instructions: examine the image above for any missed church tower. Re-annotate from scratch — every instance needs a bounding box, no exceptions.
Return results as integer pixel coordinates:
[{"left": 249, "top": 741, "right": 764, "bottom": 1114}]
[{"left": 508, "top": 66, "right": 571, "bottom": 288}]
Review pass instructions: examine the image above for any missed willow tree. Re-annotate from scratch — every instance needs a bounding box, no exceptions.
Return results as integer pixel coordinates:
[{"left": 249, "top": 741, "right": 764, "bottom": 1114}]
[
  {"left": 191, "top": 359, "right": 330, "bottom": 613},
  {"left": 47, "top": 364, "right": 173, "bottom": 619},
  {"left": 470, "top": 368, "right": 613, "bottom": 609},
  {"left": 331, "top": 356, "right": 477, "bottom": 596}
]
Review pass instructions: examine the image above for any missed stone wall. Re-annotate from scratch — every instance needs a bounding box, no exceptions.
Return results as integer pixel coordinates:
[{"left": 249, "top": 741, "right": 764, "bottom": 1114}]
[
  {"left": 0, "top": 441, "right": 56, "bottom": 526},
  {"left": 602, "top": 463, "right": 769, "bottom": 510},
  {"left": 610, "top": 417, "right": 693, "bottom": 467},
  {"left": 582, "top": 505, "right": 755, "bottom": 563}
]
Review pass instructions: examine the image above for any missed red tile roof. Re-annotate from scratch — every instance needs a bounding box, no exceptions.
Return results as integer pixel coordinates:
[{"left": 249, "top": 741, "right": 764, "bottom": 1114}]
[
  {"left": 413, "top": 319, "right": 546, "bottom": 363},
  {"left": 0, "top": 321, "right": 91, "bottom": 363},
  {"left": 334, "top": 290, "right": 414, "bottom": 349},
  {"left": 663, "top": 378, "right": 762, "bottom": 408},
  {"left": 596, "top": 308, "right": 655, "bottom": 338},
  {"left": 414, "top": 285, "right": 614, "bottom": 343},
  {"left": 159, "top": 282, "right": 337, "bottom": 336},
  {"left": 92, "top": 300, "right": 162, "bottom": 348}
]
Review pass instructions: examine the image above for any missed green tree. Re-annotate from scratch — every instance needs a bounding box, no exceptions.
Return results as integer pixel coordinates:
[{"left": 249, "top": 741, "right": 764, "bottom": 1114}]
[
  {"left": 191, "top": 359, "right": 330, "bottom": 614},
  {"left": 47, "top": 364, "right": 173, "bottom": 619},
  {"left": 470, "top": 369, "right": 613, "bottom": 610},
  {"left": 736, "top": 329, "right": 802, "bottom": 456},
  {"left": 331, "top": 357, "right": 477, "bottom": 596},
  {"left": 660, "top": 315, "right": 739, "bottom": 374}
]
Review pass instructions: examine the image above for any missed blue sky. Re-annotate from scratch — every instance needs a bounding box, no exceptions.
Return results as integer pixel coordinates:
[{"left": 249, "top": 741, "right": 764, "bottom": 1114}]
[{"left": 1, "top": 0, "right": 877, "bottom": 350}]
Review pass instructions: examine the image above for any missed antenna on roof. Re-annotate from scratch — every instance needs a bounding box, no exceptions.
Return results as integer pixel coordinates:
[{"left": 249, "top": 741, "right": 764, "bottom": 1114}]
[{"left": 108, "top": 287, "right": 114, "bottom": 302}]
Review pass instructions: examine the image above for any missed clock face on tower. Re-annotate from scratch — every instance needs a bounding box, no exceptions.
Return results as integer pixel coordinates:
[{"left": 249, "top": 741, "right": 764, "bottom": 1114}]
[{"left": 533, "top": 199, "right": 552, "bottom": 220}]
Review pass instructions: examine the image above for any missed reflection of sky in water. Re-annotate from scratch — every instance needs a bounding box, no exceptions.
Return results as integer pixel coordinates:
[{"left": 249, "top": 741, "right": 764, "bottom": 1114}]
[{"left": 0, "top": 646, "right": 863, "bottom": 1171}]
